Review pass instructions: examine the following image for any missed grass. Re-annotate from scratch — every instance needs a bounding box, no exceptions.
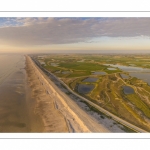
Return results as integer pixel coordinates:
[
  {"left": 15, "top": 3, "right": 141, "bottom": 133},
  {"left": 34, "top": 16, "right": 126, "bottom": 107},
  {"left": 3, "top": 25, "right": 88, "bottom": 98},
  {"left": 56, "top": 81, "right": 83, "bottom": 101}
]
[
  {"left": 80, "top": 100, "right": 136, "bottom": 132},
  {"left": 59, "top": 62, "right": 107, "bottom": 71},
  {"left": 126, "top": 94, "right": 150, "bottom": 118},
  {"left": 68, "top": 71, "right": 91, "bottom": 77}
]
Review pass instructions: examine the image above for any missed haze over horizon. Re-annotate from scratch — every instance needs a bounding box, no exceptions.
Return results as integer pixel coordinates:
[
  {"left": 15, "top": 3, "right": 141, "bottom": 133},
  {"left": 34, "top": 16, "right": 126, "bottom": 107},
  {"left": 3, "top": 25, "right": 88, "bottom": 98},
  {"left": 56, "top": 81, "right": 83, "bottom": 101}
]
[{"left": 0, "top": 17, "right": 150, "bottom": 53}]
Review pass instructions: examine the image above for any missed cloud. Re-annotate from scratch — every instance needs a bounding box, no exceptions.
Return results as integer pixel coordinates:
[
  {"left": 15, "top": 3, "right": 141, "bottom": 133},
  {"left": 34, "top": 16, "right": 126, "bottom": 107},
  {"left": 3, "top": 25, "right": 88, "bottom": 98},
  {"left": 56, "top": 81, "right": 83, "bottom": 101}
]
[{"left": 0, "top": 17, "right": 150, "bottom": 46}]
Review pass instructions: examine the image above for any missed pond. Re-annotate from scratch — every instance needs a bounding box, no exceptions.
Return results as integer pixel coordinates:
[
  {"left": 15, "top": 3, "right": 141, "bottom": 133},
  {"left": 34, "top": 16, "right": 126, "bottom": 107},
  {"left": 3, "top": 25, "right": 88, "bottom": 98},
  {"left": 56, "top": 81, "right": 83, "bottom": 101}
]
[
  {"left": 51, "top": 63, "right": 59, "bottom": 67},
  {"left": 82, "top": 77, "right": 98, "bottom": 82},
  {"left": 122, "top": 86, "right": 134, "bottom": 94},
  {"left": 92, "top": 71, "right": 106, "bottom": 75},
  {"left": 104, "top": 64, "right": 150, "bottom": 72},
  {"left": 77, "top": 84, "right": 95, "bottom": 94},
  {"left": 104, "top": 64, "right": 150, "bottom": 86},
  {"left": 55, "top": 70, "right": 61, "bottom": 73},
  {"left": 120, "top": 74, "right": 129, "bottom": 79},
  {"left": 107, "top": 68, "right": 117, "bottom": 70},
  {"left": 62, "top": 71, "right": 71, "bottom": 74},
  {"left": 129, "top": 73, "right": 150, "bottom": 85}
]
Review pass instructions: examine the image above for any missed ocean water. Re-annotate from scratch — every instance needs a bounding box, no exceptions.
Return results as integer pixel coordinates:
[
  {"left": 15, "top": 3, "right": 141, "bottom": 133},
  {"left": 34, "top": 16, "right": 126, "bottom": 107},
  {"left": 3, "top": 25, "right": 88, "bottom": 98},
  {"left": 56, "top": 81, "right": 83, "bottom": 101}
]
[
  {"left": 0, "top": 54, "right": 30, "bottom": 132},
  {"left": 0, "top": 54, "right": 25, "bottom": 85},
  {"left": 0, "top": 54, "right": 44, "bottom": 132}
]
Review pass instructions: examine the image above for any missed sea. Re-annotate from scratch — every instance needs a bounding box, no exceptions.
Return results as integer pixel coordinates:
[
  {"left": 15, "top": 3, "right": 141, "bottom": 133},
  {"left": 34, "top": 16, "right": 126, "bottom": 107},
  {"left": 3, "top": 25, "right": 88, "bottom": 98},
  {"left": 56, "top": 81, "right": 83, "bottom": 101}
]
[
  {"left": 0, "top": 54, "right": 30, "bottom": 132},
  {"left": 0, "top": 54, "right": 25, "bottom": 85}
]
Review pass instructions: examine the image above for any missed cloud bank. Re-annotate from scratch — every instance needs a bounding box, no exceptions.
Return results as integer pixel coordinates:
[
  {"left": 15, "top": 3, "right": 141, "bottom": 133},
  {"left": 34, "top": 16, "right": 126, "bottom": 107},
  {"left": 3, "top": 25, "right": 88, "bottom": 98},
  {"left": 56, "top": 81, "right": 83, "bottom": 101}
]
[{"left": 0, "top": 17, "right": 150, "bottom": 47}]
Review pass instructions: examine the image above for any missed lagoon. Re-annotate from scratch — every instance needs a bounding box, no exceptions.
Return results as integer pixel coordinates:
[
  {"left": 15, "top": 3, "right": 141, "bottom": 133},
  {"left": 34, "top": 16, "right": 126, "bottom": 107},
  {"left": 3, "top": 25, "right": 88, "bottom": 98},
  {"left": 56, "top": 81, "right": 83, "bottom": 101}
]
[
  {"left": 92, "top": 71, "right": 106, "bottom": 75},
  {"left": 82, "top": 77, "right": 98, "bottom": 82},
  {"left": 129, "top": 72, "right": 150, "bottom": 85},
  {"left": 77, "top": 84, "right": 95, "bottom": 94},
  {"left": 120, "top": 74, "right": 129, "bottom": 79},
  {"left": 107, "top": 68, "right": 117, "bottom": 70},
  {"left": 122, "top": 86, "right": 134, "bottom": 94},
  {"left": 104, "top": 64, "right": 150, "bottom": 72}
]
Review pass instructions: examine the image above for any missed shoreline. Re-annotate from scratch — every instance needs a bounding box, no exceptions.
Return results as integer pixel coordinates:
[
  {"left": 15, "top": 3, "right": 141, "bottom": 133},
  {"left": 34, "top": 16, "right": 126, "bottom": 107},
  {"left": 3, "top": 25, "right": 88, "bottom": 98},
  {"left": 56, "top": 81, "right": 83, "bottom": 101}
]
[{"left": 0, "top": 55, "right": 32, "bottom": 132}]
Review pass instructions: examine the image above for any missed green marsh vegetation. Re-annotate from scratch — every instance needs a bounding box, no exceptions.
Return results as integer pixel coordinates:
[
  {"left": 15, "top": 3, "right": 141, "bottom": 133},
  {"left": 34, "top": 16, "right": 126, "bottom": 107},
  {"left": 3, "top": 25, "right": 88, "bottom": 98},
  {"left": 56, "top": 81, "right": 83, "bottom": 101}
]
[{"left": 37, "top": 54, "right": 150, "bottom": 132}]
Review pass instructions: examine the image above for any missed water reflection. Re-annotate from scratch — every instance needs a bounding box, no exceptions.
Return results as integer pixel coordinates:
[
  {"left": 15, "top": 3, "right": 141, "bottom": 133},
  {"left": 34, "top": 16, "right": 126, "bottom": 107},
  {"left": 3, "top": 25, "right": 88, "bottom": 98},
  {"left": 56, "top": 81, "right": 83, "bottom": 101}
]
[
  {"left": 77, "top": 84, "right": 95, "bottom": 94},
  {"left": 92, "top": 71, "right": 106, "bottom": 75},
  {"left": 129, "top": 73, "right": 150, "bottom": 85},
  {"left": 120, "top": 74, "right": 129, "bottom": 79},
  {"left": 104, "top": 64, "right": 150, "bottom": 72},
  {"left": 0, "top": 54, "right": 25, "bottom": 85},
  {"left": 82, "top": 77, "right": 98, "bottom": 82},
  {"left": 107, "top": 68, "right": 117, "bottom": 70},
  {"left": 122, "top": 86, "right": 134, "bottom": 94}
]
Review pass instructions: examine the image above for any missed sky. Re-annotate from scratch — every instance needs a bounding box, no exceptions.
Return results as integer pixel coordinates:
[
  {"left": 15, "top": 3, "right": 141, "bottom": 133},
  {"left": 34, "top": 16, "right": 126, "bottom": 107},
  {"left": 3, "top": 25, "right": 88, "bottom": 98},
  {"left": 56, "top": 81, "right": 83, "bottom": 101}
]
[{"left": 0, "top": 17, "right": 150, "bottom": 53}]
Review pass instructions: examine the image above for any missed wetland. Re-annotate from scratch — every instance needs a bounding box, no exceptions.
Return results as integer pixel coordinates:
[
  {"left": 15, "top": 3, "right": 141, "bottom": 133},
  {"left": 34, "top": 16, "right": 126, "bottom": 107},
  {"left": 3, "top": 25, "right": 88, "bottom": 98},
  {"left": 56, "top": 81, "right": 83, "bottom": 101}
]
[
  {"left": 122, "top": 86, "right": 134, "bottom": 94},
  {"left": 35, "top": 53, "right": 150, "bottom": 132},
  {"left": 77, "top": 84, "right": 95, "bottom": 94}
]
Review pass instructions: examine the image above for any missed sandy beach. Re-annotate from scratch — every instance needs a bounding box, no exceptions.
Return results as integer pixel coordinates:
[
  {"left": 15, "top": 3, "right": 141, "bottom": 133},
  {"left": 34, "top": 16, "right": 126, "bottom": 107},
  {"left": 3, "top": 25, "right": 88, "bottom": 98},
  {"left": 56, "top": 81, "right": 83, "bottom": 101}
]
[{"left": 26, "top": 56, "right": 69, "bottom": 132}]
